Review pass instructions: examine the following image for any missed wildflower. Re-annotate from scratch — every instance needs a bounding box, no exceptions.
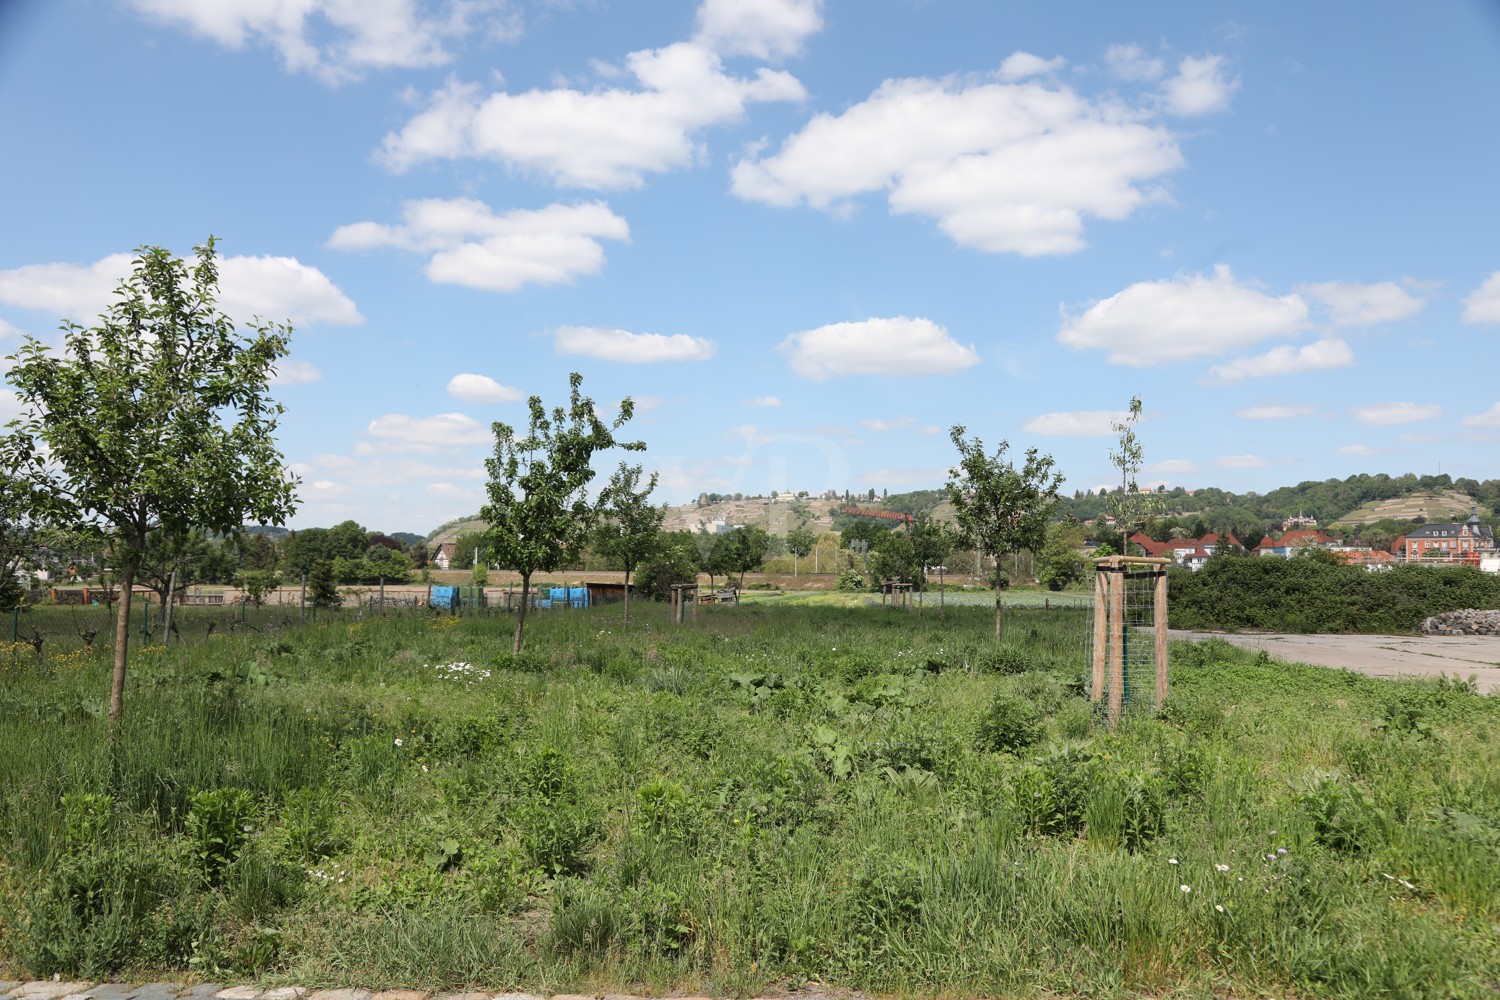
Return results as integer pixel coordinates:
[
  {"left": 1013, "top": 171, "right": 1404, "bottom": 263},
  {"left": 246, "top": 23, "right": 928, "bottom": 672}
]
[
  {"left": 1276, "top": 848, "right": 1287, "bottom": 855},
  {"left": 1266, "top": 852, "right": 1277, "bottom": 861},
  {"left": 394, "top": 738, "right": 404, "bottom": 747},
  {"left": 1214, "top": 904, "right": 1225, "bottom": 913},
  {"left": 421, "top": 764, "right": 429, "bottom": 773},
  {"left": 1180, "top": 884, "right": 1191, "bottom": 893},
  {"left": 1168, "top": 857, "right": 1179, "bottom": 865},
  {"left": 1215, "top": 864, "right": 1230, "bottom": 872}
]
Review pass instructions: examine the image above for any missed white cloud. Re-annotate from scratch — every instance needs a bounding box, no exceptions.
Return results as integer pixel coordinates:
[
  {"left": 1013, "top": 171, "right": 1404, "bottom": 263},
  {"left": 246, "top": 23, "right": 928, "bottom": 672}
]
[
  {"left": 378, "top": 42, "right": 806, "bottom": 186},
  {"left": 694, "top": 0, "right": 823, "bottom": 60},
  {"left": 780, "top": 316, "right": 981, "bottom": 380},
  {"left": 1060, "top": 265, "right": 1308, "bottom": 366},
  {"left": 1236, "top": 404, "right": 1315, "bottom": 420},
  {"left": 742, "top": 395, "right": 782, "bottom": 408},
  {"left": 1160, "top": 54, "right": 1238, "bottom": 116},
  {"left": 998, "top": 52, "right": 1066, "bottom": 81},
  {"left": 1207, "top": 338, "right": 1353, "bottom": 383},
  {"left": 0, "top": 251, "right": 361, "bottom": 327},
  {"left": 447, "top": 373, "right": 523, "bottom": 403},
  {"left": 1022, "top": 410, "right": 1129, "bottom": 436},
  {"left": 330, "top": 198, "right": 629, "bottom": 292},
  {"left": 1462, "top": 271, "right": 1500, "bottom": 324},
  {"left": 125, "top": 0, "right": 500, "bottom": 84},
  {"left": 360, "top": 412, "right": 492, "bottom": 454},
  {"left": 860, "top": 416, "right": 917, "bottom": 432},
  {"left": 1461, "top": 403, "right": 1500, "bottom": 428},
  {"left": 732, "top": 68, "right": 1185, "bottom": 255},
  {"left": 1298, "top": 280, "right": 1424, "bottom": 326},
  {"left": 0, "top": 317, "right": 20, "bottom": 340},
  {"left": 270, "top": 359, "right": 322, "bottom": 385},
  {"left": 1336, "top": 444, "right": 1382, "bottom": 456},
  {"left": 1215, "top": 454, "right": 1268, "bottom": 469},
  {"left": 631, "top": 395, "right": 666, "bottom": 413},
  {"left": 920, "top": 425, "right": 943, "bottom": 436},
  {"left": 553, "top": 326, "right": 716, "bottom": 363},
  {"left": 1350, "top": 401, "right": 1443, "bottom": 426},
  {"left": 1105, "top": 43, "right": 1164, "bottom": 81},
  {"left": 1148, "top": 458, "right": 1198, "bottom": 474},
  {"left": 0, "top": 389, "right": 22, "bottom": 422}
]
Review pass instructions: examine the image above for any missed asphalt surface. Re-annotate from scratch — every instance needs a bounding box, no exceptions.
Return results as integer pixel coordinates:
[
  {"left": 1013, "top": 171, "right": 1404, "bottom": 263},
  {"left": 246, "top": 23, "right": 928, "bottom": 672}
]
[{"left": 1170, "top": 630, "right": 1500, "bottom": 693}]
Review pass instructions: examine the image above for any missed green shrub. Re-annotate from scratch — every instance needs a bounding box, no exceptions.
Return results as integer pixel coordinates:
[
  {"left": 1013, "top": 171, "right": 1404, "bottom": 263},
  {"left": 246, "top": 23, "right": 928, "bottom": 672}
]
[
  {"left": 186, "top": 787, "right": 257, "bottom": 883},
  {"left": 976, "top": 693, "right": 1043, "bottom": 754},
  {"left": 1297, "top": 773, "right": 1387, "bottom": 854}
]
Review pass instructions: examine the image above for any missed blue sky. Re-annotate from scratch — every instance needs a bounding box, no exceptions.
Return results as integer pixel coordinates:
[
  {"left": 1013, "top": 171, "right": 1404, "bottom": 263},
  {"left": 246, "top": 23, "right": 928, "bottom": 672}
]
[{"left": 2, "top": 1, "right": 1499, "bottom": 533}]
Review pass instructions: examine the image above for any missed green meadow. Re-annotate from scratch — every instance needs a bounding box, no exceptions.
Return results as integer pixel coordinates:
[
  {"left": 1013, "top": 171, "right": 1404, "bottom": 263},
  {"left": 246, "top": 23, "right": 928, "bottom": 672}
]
[{"left": 2, "top": 603, "right": 1497, "bottom": 999}]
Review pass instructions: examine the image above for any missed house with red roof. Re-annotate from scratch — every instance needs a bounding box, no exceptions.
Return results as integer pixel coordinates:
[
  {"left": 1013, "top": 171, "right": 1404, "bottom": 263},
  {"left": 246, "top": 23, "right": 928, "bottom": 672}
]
[{"left": 1254, "top": 529, "right": 1342, "bottom": 558}]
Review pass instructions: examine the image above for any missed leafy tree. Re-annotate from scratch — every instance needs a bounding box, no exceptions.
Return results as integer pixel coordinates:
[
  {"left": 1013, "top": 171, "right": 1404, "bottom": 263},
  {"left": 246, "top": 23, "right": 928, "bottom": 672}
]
[
  {"left": 482, "top": 373, "right": 641, "bottom": 654},
  {"left": 1036, "top": 521, "right": 1087, "bottom": 592},
  {"left": 326, "top": 520, "right": 369, "bottom": 561},
  {"left": 2, "top": 240, "right": 297, "bottom": 723},
  {"left": 238, "top": 568, "right": 282, "bottom": 607},
  {"left": 1108, "top": 396, "right": 1163, "bottom": 544},
  {"left": 636, "top": 530, "right": 700, "bottom": 601},
  {"left": 449, "top": 530, "right": 487, "bottom": 571},
  {"left": 946, "top": 426, "right": 1062, "bottom": 640},
  {"left": 698, "top": 534, "right": 734, "bottom": 590},
  {"left": 0, "top": 472, "right": 45, "bottom": 607},
  {"left": 869, "top": 530, "right": 920, "bottom": 586},
  {"left": 719, "top": 525, "right": 770, "bottom": 589},
  {"left": 785, "top": 526, "right": 816, "bottom": 576},
  {"left": 595, "top": 462, "right": 663, "bottom": 625},
  {"left": 307, "top": 559, "right": 340, "bottom": 611},
  {"left": 280, "top": 527, "right": 330, "bottom": 579}
]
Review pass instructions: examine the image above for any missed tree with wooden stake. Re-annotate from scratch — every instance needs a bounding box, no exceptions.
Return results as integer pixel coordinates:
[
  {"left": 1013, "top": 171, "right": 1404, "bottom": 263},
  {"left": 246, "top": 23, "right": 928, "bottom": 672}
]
[
  {"left": 482, "top": 373, "right": 641, "bottom": 655},
  {"left": 1, "top": 240, "right": 298, "bottom": 725},
  {"left": 945, "top": 426, "right": 1062, "bottom": 641},
  {"left": 595, "top": 462, "right": 662, "bottom": 626}
]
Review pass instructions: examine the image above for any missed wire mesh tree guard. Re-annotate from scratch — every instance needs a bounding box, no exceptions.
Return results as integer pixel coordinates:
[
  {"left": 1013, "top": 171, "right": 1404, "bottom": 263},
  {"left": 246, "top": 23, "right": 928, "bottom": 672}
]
[{"left": 1090, "top": 556, "right": 1170, "bottom": 728}]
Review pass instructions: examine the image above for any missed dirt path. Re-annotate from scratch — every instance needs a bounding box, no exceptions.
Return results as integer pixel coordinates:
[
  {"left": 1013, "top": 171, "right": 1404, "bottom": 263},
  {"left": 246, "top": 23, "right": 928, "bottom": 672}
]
[{"left": 1170, "top": 630, "right": 1500, "bottom": 693}]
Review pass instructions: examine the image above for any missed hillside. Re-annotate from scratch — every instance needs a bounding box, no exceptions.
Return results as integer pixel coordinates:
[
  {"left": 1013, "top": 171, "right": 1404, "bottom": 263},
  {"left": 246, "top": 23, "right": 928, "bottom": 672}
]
[{"left": 1331, "top": 490, "right": 1478, "bottom": 527}]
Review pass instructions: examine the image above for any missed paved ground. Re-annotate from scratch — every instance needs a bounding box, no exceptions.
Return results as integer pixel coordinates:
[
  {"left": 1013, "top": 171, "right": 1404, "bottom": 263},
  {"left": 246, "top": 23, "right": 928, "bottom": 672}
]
[{"left": 1171, "top": 630, "right": 1500, "bottom": 693}]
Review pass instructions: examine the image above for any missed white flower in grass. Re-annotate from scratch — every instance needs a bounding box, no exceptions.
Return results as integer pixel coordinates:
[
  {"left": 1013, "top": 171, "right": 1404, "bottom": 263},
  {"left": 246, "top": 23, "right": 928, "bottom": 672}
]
[
  {"left": 394, "top": 738, "right": 403, "bottom": 747},
  {"left": 1180, "top": 884, "right": 1192, "bottom": 893},
  {"left": 1265, "top": 852, "right": 1277, "bottom": 861},
  {"left": 1168, "top": 857, "right": 1179, "bottom": 865},
  {"left": 1276, "top": 847, "right": 1287, "bottom": 855},
  {"left": 1215, "top": 864, "right": 1230, "bottom": 872},
  {"left": 1215, "top": 904, "right": 1225, "bottom": 913}
]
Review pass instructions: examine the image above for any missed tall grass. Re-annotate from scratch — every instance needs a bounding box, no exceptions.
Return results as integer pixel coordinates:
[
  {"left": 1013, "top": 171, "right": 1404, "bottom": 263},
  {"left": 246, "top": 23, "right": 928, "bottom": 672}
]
[{"left": 1, "top": 603, "right": 1497, "bottom": 997}]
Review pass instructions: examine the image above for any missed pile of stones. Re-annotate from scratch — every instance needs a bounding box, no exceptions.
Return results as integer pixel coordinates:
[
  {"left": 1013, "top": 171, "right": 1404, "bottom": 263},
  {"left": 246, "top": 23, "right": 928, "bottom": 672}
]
[{"left": 1420, "top": 609, "right": 1500, "bottom": 635}]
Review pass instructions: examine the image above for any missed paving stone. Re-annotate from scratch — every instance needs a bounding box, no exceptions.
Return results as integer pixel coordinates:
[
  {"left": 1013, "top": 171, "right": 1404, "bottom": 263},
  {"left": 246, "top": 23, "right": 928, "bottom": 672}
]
[
  {"left": 177, "top": 989, "right": 224, "bottom": 999},
  {"left": 304, "top": 990, "right": 372, "bottom": 1000},
  {"left": 261, "top": 989, "right": 308, "bottom": 1000},
  {"left": 430, "top": 993, "right": 488, "bottom": 1000},
  {"left": 600, "top": 994, "right": 644, "bottom": 1000},
  {"left": 486, "top": 994, "right": 540, "bottom": 1000},
  {"left": 79, "top": 985, "right": 143, "bottom": 1000},
  {"left": 215, "top": 990, "right": 263, "bottom": 1000},
  {"left": 15, "top": 984, "right": 97, "bottom": 1000},
  {"left": 131, "top": 985, "right": 183, "bottom": 1000},
  {"left": 369, "top": 992, "right": 426, "bottom": 1000},
  {"left": 549, "top": 993, "right": 594, "bottom": 1000}
]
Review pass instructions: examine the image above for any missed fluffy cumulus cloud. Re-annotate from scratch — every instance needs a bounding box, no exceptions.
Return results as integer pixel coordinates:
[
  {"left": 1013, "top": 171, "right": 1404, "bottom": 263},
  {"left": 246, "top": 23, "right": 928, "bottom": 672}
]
[
  {"left": 779, "top": 316, "right": 981, "bottom": 380},
  {"left": 1059, "top": 265, "right": 1307, "bottom": 366},
  {"left": 1160, "top": 55, "right": 1239, "bottom": 116},
  {"left": 1147, "top": 458, "right": 1198, "bottom": 475},
  {"left": 742, "top": 395, "right": 782, "bottom": 408},
  {"left": 1298, "top": 280, "right": 1425, "bottom": 326},
  {"left": 1336, "top": 444, "right": 1382, "bottom": 456},
  {"left": 1350, "top": 402, "right": 1443, "bottom": 426},
  {"left": 1207, "top": 338, "right": 1353, "bottom": 382},
  {"left": 359, "top": 412, "right": 493, "bottom": 454},
  {"left": 125, "top": 0, "right": 509, "bottom": 84},
  {"left": 553, "top": 326, "right": 716, "bottom": 363},
  {"left": 1463, "top": 271, "right": 1500, "bottom": 324},
  {"left": 732, "top": 63, "right": 1188, "bottom": 255},
  {"left": 1022, "top": 410, "right": 1129, "bottom": 436},
  {"left": 1236, "top": 404, "right": 1315, "bottom": 419},
  {"left": 999, "top": 52, "right": 1066, "bottom": 80},
  {"left": 447, "top": 373, "right": 523, "bottom": 403},
  {"left": 270, "top": 359, "right": 322, "bottom": 385},
  {"left": 694, "top": 0, "right": 823, "bottom": 60},
  {"left": 0, "top": 251, "right": 361, "bottom": 327},
  {"left": 378, "top": 41, "right": 806, "bottom": 186},
  {"left": 330, "top": 198, "right": 629, "bottom": 292},
  {"left": 1461, "top": 403, "right": 1500, "bottom": 428}
]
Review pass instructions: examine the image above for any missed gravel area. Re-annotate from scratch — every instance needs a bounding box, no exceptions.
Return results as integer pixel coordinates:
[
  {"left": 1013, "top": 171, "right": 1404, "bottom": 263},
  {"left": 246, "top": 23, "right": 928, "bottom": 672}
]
[{"left": 1171, "top": 630, "right": 1500, "bottom": 693}]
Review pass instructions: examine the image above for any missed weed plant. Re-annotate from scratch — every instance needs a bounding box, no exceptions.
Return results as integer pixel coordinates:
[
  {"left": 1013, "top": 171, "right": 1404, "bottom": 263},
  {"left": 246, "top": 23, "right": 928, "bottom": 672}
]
[{"left": 0, "top": 604, "right": 1497, "bottom": 998}]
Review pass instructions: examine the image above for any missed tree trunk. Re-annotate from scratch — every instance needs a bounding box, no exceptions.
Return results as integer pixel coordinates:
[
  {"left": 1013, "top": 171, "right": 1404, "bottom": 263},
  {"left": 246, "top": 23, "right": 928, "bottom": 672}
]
[
  {"left": 992, "top": 550, "right": 1003, "bottom": 641},
  {"left": 512, "top": 572, "right": 531, "bottom": 655},
  {"left": 622, "top": 566, "right": 631, "bottom": 626},
  {"left": 163, "top": 568, "right": 177, "bottom": 641},
  {"left": 109, "top": 559, "right": 136, "bottom": 725},
  {"left": 939, "top": 567, "right": 946, "bottom": 619}
]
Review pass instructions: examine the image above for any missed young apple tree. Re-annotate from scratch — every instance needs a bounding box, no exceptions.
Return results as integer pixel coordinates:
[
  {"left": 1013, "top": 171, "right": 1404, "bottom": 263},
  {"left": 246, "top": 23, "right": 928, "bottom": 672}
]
[
  {"left": 482, "top": 373, "right": 641, "bottom": 654},
  {"left": 945, "top": 426, "right": 1063, "bottom": 640},
  {"left": 2, "top": 240, "right": 298, "bottom": 723},
  {"left": 595, "top": 461, "right": 663, "bottom": 625}
]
